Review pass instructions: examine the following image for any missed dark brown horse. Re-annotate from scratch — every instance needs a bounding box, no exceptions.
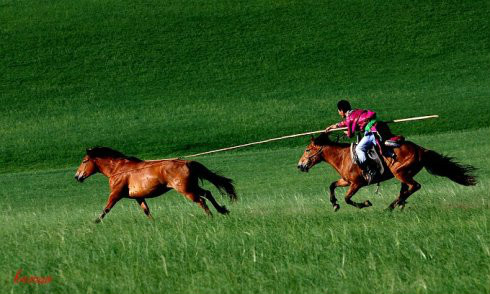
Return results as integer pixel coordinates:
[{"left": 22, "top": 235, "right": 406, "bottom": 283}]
[
  {"left": 75, "top": 147, "right": 236, "bottom": 223},
  {"left": 297, "top": 133, "right": 476, "bottom": 211}
]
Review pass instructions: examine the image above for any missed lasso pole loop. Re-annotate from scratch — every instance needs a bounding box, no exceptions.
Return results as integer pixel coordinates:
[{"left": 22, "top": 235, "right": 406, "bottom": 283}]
[{"left": 181, "top": 115, "right": 438, "bottom": 159}]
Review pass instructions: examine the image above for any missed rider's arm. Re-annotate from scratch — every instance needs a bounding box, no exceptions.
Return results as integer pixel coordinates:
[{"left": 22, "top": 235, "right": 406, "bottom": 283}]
[
  {"left": 346, "top": 119, "right": 355, "bottom": 138},
  {"left": 324, "top": 124, "right": 336, "bottom": 132},
  {"left": 325, "top": 120, "right": 346, "bottom": 132}
]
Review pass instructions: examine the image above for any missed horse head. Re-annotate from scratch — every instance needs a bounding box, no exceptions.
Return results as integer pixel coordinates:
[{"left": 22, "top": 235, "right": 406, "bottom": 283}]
[
  {"left": 74, "top": 148, "right": 100, "bottom": 182},
  {"left": 297, "top": 135, "right": 328, "bottom": 172}
]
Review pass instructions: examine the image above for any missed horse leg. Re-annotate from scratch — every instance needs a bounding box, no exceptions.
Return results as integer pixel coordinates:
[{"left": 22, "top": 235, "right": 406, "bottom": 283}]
[
  {"left": 95, "top": 192, "right": 122, "bottom": 223},
  {"left": 388, "top": 176, "right": 421, "bottom": 210},
  {"left": 200, "top": 189, "right": 229, "bottom": 214},
  {"left": 398, "top": 178, "right": 421, "bottom": 209},
  {"left": 329, "top": 179, "right": 349, "bottom": 211},
  {"left": 344, "top": 182, "right": 372, "bottom": 209},
  {"left": 136, "top": 198, "right": 154, "bottom": 220},
  {"left": 171, "top": 180, "right": 213, "bottom": 216},
  {"left": 182, "top": 191, "right": 212, "bottom": 216},
  {"left": 388, "top": 183, "right": 408, "bottom": 210}
]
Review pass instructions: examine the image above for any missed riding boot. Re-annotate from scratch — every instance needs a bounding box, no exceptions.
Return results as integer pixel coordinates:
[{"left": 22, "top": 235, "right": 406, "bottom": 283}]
[
  {"left": 365, "top": 162, "right": 380, "bottom": 184},
  {"left": 358, "top": 162, "right": 372, "bottom": 184}
]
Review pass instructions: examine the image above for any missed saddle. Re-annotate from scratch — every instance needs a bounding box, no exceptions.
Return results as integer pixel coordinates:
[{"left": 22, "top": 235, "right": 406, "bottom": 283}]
[
  {"left": 374, "top": 121, "right": 405, "bottom": 149},
  {"left": 350, "top": 143, "right": 385, "bottom": 184}
]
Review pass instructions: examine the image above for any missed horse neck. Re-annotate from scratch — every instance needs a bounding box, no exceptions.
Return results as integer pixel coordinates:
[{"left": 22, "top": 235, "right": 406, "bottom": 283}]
[
  {"left": 321, "top": 144, "right": 348, "bottom": 170},
  {"left": 94, "top": 157, "right": 125, "bottom": 177}
]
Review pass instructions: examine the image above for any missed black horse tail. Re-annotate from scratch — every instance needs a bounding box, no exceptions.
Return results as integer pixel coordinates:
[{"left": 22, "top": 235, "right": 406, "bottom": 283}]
[
  {"left": 188, "top": 161, "right": 237, "bottom": 201},
  {"left": 423, "top": 149, "right": 477, "bottom": 186}
]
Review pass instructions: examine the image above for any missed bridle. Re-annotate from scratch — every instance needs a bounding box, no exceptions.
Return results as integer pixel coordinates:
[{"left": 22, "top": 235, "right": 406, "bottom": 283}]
[
  {"left": 303, "top": 133, "right": 342, "bottom": 165},
  {"left": 304, "top": 145, "right": 325, "bottom": 166}
]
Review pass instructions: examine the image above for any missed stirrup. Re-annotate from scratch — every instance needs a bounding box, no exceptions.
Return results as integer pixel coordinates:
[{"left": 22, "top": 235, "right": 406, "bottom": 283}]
[{"left": 361, "top": 170, "right": 372, "bottom": 184}]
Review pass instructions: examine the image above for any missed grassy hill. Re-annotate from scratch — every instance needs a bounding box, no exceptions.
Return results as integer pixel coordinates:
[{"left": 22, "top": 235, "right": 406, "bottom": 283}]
[
  {"left": 1, "top": 0, "right": 489, "bottom": 172},
  {"left": 1, "top": 1, "right": 489, "bottom": 294}
]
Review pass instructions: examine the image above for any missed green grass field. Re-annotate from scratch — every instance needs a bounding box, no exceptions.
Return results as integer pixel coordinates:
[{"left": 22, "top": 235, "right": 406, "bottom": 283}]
[{"left": 1, "top": 0, "right": 489, "bottom": 293}]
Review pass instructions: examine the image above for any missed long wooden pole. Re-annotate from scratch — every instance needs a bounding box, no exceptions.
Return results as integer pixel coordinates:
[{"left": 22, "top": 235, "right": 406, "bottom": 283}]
[
  {"left": 183, "top": 114, "right": 438, "bottom": 158},
  {"left": 184, "top": 130, "right": 331, "bottom": 158}
]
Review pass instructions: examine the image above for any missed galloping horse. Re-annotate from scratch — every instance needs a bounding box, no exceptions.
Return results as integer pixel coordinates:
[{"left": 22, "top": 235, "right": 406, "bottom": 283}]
[
  {"left": 75, "top": 147, "right": 236, "bottom": 223},
  {"left": 297, "top": 133, "right": 476, "bottom": 211}
]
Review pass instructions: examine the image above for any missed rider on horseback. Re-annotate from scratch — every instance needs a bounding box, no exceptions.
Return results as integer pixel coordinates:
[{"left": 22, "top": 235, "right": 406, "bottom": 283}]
[{"left": 325, "top": 100, "right": 385, "bottom": 183}]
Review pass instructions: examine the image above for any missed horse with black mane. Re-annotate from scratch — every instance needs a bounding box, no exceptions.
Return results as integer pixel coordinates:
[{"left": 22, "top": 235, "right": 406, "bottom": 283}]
[
  {"left": 297, "top": 133, "right": 477, "bottom": 211},
  {"left": 75, "top": 147, "right": 236, "bottom": 223}
]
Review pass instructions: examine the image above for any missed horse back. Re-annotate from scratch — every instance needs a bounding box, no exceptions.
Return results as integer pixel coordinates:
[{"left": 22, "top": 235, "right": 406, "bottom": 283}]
[
  {"left": 391, "top": 141, "right": 424, "bottom": 162},
  {"left": 383, "top": 141, "right": 425, "bottom": 177},
  {"left": 142, "top": 159, "right": 192, "bottom": 183}
]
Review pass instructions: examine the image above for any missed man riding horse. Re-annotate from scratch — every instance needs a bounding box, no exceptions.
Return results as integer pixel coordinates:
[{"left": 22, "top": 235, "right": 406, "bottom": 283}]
[
  {"left": 324, "top": 100, "right": 399, "bottom": 183},
  {"left": 299, "top": 102, "right": 475, "bottom": 211}
]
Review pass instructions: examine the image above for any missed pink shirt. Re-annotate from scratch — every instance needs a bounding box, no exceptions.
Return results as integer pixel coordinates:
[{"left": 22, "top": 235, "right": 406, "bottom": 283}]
[{"left": 335, "top": 109, "right": 376, "bottom": 138}]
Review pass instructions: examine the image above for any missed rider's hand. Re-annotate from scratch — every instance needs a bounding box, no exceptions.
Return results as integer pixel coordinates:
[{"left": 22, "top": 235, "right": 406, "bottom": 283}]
[{"left": 325, "top": 125, "right": 335, "bottom": 133}]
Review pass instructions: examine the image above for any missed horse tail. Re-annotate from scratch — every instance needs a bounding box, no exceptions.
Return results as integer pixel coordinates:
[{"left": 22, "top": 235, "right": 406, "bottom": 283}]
[
  {"left": 422, "top": 149, "right": 477, "bottom": 186},
  {"left": 188, "top": 161, "right": 237, "bottom": 201}
]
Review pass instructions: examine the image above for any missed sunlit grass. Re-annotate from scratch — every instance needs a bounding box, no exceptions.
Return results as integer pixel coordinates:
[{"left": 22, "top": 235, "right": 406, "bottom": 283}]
[
  {"left": 1, "top": 0, "right": 489, "bottom": 292},
  {"left": 1, "top": 129, "right": 488, "bottom": 294}
]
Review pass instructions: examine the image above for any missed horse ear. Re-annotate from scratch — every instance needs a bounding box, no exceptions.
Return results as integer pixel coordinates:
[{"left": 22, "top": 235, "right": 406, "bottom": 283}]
[
  {"left": 86, "top": 148, "right": 93, "bottom": 156},
  {"left": 310, "top": 135, "right": 314, "bottom": 142}
]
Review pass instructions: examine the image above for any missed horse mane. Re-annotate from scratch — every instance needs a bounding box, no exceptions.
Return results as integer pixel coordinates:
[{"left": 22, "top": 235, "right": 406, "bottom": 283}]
[
  {"left": 86, "top": 147, "right": 143, "bottom": 162},
  {"left": 313, "top": 133, "right": 350, "bottom": 147}
]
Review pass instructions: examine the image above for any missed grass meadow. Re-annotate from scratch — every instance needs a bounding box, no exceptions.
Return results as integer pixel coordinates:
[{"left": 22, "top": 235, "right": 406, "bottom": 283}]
[
  {"left": 1, "top": 0, "right": 489, "bottom": 293},
  {"left": 1, "top": 0, "right": 489, "bottom": 173},
  {"left": 1, "top": 129, "right": 489, "bottom": 294}
]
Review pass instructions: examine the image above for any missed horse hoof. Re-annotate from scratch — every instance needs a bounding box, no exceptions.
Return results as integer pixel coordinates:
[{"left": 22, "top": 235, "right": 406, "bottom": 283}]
[
  {"left": 333, "top": 204, "right": 340, "bottom": 212},
  {"left": 385, "top": 205, "right": 395, "bottom": 211},
  {"left": 94, "top": 218, "right": 101, "bottom": 224},
  {"left": 220, "top": 206, "right": 230, "bottom": 214},
  {"left": 364, "top": 200, "right": 372, "bottom": 207}
]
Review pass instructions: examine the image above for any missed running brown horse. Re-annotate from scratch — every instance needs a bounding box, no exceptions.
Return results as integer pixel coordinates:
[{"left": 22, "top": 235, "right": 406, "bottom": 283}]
[
  {"left": 75, "top": 147, "right": 236, "bottom": 223},
  {"left": 297, "top": 133, "right": 476, "bottom": 211}
]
